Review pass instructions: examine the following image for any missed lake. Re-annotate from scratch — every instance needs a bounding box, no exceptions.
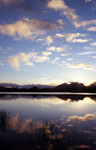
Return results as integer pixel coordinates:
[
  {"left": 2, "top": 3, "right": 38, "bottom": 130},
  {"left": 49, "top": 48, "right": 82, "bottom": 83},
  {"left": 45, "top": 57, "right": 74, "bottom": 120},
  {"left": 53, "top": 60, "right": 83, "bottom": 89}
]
[{"left": 0, "top": 93, "right": 96, "bottom": 150}]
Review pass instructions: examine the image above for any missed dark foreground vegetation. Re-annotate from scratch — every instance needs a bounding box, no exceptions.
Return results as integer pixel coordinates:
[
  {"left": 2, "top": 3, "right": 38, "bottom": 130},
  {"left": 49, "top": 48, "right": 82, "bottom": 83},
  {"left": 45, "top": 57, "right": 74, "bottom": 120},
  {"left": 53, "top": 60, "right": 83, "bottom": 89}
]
[{"left": 0, "top": 109, "right": 94, "bottom": 150}]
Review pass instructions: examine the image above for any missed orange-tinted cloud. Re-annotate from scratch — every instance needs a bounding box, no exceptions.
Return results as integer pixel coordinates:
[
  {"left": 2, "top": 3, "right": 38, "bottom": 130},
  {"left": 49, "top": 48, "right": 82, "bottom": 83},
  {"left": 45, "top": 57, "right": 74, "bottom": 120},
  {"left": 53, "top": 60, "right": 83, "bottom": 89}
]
[{"left": 67, "top": 113, "right": 95, "bottom": 122}]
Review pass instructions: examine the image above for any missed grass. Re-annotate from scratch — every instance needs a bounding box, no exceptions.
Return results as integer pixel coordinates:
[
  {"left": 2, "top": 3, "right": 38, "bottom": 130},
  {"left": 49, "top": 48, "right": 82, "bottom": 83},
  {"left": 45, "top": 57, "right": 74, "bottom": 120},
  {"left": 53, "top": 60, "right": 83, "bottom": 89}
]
[{"left": 0, "top": 109, "right": 11, "bottom": 132}]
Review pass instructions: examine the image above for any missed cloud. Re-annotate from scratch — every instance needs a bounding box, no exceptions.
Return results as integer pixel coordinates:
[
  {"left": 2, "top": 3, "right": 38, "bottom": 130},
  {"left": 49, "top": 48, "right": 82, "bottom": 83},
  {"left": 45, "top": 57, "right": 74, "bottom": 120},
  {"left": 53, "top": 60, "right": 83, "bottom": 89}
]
[
  {"left": 60, "top": 53, "right": 71, "bottom": 56},
  {"left": 56, "top": 47, "right": 66, "bottom": 52},
  {"left": 7, "top": 51, "right": 50, "bottom": 70},
  {"left": 67, "top": 113, "right": 95, "bottom": 122},
  {"left": 73, "top": 20, "right": 96, "bottom": 28},
  {"left": 41, "top": 51, "right": 52, "bottom": 56},
  {"left": 9, "top": 113, "right": 33, "bottom": 133},
  {"left": 44, "top": 33, "right": 64, "bottom": 45},
  {"left": 43, "top": 36, "right": 54, "bottom": 45},
  {"left": 66, "top": 63, "right": 93, "bottom": 70},
  {"left": 91, "top": 42, "right": 96, "bottom": 46},
  {"left": 38, "top": 32, "right": 87, "bottom": 45},
  {"left": 47, "top": 0, "right": 66, "bottom": 10},
  {"left": 83, "top": 46, "right": 90, "bottom": 50},
  {"left": 0, "top": 61, "right": 4, "bottom": 66},
  {"left": 37, "top": 33, "right": 64, "bottom": 45},
  {"left": 47, "top": 46, "right": 67, "bottom": 52},
  {"left": 78, "top": 51, "right": 96, "bottom": 55},
  {"left": 92, "top": 56, "right": 96, "bottom": 58},
  {"left": 74, "top": 145, "right": 91, "bottom": 149},
  {"left": 55, "top": 33, "right": 64, "bottom": 38},
  {"left": 7, "top": 52, "right": 33, "bottom": 70},
  {"left": 47, "top": 0, "right": 78, "bottom": 21},
  {"left": 64, "top": 33, "right": 88, "bottom": 43},
  {"left": 47, "top": 0, "right": 96, "bottom": 29},
  {"left": 47, "top": 46, "right": 56, "bottom": 51},
  {"left": 55, "top": 57, "right": 59, "bottom": 60},
  {"left": 85, "top": 0, "right": 92, "bottom": 3},
  {"left": 25, "top": 61, "right": 33, "bottom": 66},
  {"left": 57, "top": 19, "right": 64, "bottom": 25},
  {"left": 67, "top": 58, "right": 73, "bottom": 61},
  {"left": 0, "top": 18, "right": 62, "bottom": 41},
  {"left": 87, "top": 26, "right": 96, "bottom": 31},
  {"left": 51, "top": 57, "right": 59, "bottom": 64}
]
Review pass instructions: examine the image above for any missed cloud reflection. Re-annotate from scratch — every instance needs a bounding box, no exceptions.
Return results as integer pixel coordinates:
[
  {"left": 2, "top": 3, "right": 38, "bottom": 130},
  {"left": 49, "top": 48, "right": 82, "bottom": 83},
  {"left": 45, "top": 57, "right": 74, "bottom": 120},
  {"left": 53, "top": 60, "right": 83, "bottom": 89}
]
[
  {"left": 73, "top": 145, "right": 91, "bottom": 149},
  {"left": 9, "top": 113, "right": 32, "bottom": 133},
  {"left": 67, "top": 113, "right": 96, "bottom": 122}
]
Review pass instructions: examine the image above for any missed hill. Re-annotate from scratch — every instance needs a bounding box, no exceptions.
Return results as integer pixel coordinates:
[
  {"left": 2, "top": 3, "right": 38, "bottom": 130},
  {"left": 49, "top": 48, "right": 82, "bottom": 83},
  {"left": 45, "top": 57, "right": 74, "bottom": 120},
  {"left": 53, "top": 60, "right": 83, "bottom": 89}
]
[{"left": 0, "top": 82, "right": 96, "bottom": 93}]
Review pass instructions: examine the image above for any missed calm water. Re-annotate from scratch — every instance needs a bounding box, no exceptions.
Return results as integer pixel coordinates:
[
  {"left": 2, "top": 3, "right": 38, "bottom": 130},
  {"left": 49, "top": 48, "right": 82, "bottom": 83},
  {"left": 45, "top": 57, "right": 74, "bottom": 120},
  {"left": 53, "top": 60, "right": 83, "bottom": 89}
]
[{"left": 0, "top": 93, "right": 96, "bottom": 150}]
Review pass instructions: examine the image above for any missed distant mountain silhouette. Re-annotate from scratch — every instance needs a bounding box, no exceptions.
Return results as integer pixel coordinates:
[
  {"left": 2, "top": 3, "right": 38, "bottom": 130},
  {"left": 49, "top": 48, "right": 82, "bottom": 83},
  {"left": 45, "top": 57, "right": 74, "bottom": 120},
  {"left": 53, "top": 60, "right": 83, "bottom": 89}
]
[
  {"left": 0, "top": 83, "right": 55, "bottom": 89},
  {"left": 0, "top": 82, "right": 96, "bottom": 93},
  {"left": 53, "top": 82, "right": 87, "bottom": 92},
  {"left": 28, "top": 86, "right": 39, "bottom": 92},
  {"left": 0, "top": 86, "right": 5, "bottom": 90}
]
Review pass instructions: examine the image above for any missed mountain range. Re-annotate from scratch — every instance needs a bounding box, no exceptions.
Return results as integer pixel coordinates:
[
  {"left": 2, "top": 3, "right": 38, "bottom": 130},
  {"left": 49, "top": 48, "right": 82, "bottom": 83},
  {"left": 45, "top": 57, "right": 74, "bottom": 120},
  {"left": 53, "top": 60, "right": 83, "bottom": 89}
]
[{"left": 0, "top": 82, "right": 96, "bottom": 93}]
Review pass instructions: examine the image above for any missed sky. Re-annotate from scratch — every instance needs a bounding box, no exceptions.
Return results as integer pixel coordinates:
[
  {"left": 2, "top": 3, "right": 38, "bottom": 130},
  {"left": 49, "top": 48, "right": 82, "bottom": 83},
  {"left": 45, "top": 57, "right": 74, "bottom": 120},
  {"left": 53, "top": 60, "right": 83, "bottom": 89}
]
[{"left": 0, "top": 0, "right": 96, "bottom": 86}]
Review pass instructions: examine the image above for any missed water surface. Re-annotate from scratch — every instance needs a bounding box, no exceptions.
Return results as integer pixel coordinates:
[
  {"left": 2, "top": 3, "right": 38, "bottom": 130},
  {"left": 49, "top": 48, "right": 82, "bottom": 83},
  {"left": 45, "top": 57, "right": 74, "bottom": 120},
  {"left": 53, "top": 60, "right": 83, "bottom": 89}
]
[{"left": 0, "top": 93, "right": 96, "bottom": 150}]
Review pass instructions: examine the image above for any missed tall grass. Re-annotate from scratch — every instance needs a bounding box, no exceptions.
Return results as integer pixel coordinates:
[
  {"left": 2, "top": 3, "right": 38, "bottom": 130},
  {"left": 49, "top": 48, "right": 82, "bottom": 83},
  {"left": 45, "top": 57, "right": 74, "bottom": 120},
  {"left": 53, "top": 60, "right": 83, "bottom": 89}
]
[{"left": 0, "top": 109, "right": 10, "bottom": 132}]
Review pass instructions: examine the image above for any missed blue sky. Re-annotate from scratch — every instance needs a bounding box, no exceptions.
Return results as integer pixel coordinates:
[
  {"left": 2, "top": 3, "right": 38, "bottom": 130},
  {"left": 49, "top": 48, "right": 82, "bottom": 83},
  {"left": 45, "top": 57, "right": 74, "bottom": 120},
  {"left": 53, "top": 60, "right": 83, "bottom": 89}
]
[{"left": 0, "top": 0, "right": 96, "bottom": 85}]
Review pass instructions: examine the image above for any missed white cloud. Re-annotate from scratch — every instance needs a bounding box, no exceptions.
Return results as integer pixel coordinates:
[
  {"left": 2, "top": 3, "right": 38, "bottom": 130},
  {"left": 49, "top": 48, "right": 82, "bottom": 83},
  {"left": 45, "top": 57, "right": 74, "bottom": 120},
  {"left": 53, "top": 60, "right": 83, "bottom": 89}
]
[
  {"left": 47, "top": 0, "right": 66, "bottom": 10},
  {"left": 41, "top": 51, "right": 52, "bottom": 56},
  {"left": 60, "top": 53, "right": 71, "bottom": 56},
  {"left": 73, "top": 20, "right": 96, "bottom": 28},
  {"left": 47, "top": 46, "right": 67, "bottom": 52},
  {"left": 83, "top": 46, "right": 90, "bottom": 50},
  {"left": 25, "top": 61, "right": 33, "bottom": 66},
  {"left": 7, "top": 51, "right": 50, "bottom": 70},
  {"left": 57, "top": 19, "right": 64, "bottom": 25},
  {"left": 66, "top": 62, "right": 93, "bottom": 70},
  {"left": 91, "top": 42, "right": 96, "bottom": 46},
  {"left": 38, "top": 33, "right": 64, "bottom": 45},
  {"left": 78, "top": 51, "right": 95, "bottom": 55},
  {"left": 55, "top": 57, "right": 59, "bottom": 60},
  {"left": 38, "top": 32, "right": 87, "bottom": 45},
  {"left": 55, "top": 33, "right": 64, "bottom": 38},
  {"left": 44, "top": 36, "right": 54, "bottom": 45},
  {"left": 32, "top": 55, "right": 49, "bottom": 63},
  {"left": 92, "top": 56, "right": 96, "bottom": 58},
  {"left": 44, "top": 34, "right": 64, "bottom": 45},
  {"left": 37, "top": 36, "right": 55, "bottom": 45},
  {"left": 64, "top": 33, "right": 88, "bottom": 43},
  {"left": 87, "top": 26, "right": 96, "bottom": 31},
  {"left": 7, "top": 52, "right": 33, "bottom": 70},
  {"left": 67, "top": 113, "right": 95, "bottom": 122},
  {"left": 47, "top": 0, "right": 96, "bottom": 29},
  {"left": 51, "top": 57, "right": 59, "bottom": 64},
  {"left": 47, "top": 0, "right": 78, "bottom": 21},
  {"left": 56, "top": 47, "right": 66, "bottom": 52},
  {"left": 0, "top": 18, "right": 62, "bottom": 40},
  {"left": 67, "top": 58, "right": 73, "bottom": 61},
  {"left": 47, "top": 46, "right": 56, "bottom": 51}
]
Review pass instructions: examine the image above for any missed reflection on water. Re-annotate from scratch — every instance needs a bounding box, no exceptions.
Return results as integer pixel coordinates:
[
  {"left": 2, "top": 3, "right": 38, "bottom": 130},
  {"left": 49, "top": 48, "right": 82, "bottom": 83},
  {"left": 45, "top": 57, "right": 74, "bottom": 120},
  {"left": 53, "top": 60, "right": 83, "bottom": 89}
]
[{"left": 0, "top": 93, "right": 96, "bottom": 149}]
